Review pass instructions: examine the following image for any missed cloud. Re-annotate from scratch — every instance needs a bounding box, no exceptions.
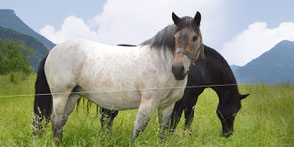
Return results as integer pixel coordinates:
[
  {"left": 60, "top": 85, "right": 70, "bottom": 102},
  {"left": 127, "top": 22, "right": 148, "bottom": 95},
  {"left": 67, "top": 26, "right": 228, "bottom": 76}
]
[
  {"left": 40, "top": 0, "right": 228, "bottom": 46},
  {"left": 92, "top": 0, "right": 226, "bottom": 45},
  {"left": 221, "top": 22, "right": 294, "bottom": 66},
  {"left": 40, "top": 16, "right": 99, "bottom": 44}
]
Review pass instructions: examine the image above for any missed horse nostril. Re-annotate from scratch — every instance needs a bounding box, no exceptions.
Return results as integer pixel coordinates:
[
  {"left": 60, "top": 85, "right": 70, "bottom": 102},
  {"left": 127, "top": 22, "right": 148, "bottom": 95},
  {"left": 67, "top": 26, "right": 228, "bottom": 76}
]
[
  {"left": 172, "top": 66, "right": 184, "bottom": 75},
  {"left": 179, "top": 66, "right": 184, "bottom": 74},
  {"left": 172, "top": 66, "right": 187, "bottom": 80}
]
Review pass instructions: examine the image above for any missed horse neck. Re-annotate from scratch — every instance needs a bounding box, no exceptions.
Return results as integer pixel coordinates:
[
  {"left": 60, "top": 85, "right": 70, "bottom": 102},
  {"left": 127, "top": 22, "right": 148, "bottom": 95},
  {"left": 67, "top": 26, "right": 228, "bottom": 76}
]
[
  {"left": 144, "top": 46, "right": 175, "bottom": 67},
  {"left": 213, "top": 84, "right": 240, "bottom": 100},
  {"left": 203, "top": 46, "right": 241, "bottom": 107}
]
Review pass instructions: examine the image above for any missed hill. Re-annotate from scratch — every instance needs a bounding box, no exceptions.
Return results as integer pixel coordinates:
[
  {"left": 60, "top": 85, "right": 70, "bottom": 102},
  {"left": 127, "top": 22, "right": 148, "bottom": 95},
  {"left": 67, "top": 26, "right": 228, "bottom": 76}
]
[
  {"left": 230, "top": 65, "right": 240, "bottom": 75},
  {"left": 0, "top": 9, "right": 55, "bottom": 49},
  {"left": 0, "top": 26, "right": 49, "bottom": 71},
  {"left": 234, "top": 40, "right": 294, "bottom": 84}
]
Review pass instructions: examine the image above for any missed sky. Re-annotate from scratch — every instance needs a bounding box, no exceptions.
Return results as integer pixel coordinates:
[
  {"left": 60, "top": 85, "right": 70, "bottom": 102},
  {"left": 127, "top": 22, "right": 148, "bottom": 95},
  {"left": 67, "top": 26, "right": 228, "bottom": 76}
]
[{"left": 1, "top": 0, "right": 294, "bottom": 66}]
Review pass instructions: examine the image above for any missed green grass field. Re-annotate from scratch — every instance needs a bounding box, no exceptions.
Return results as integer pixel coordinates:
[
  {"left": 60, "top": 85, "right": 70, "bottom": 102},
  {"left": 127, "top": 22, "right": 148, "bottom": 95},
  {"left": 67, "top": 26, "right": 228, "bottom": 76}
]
[{"left": 0, "top": 73, "right": 293, "bottom": 146}]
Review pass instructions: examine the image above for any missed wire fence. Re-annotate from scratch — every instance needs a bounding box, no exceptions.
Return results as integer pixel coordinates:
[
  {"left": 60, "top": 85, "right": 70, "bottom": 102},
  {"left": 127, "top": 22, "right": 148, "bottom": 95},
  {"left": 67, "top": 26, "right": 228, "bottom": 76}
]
[{"left": 0, "top": 83, "right": 242, "bottom": 98}]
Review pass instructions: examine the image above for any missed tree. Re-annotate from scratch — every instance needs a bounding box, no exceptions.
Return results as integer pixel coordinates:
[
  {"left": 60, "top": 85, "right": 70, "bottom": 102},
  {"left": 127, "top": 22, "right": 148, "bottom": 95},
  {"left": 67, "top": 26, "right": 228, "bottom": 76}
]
[{"left": 0, "top": 38, "right": 34, "bottom": 74}]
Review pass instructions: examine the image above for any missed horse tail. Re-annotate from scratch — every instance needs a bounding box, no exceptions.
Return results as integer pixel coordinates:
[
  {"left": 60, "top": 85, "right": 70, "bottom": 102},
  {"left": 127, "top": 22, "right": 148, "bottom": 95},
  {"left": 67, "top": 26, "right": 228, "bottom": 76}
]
[{"left": 33, "top": 54, "right": 52, "bottom": 134}]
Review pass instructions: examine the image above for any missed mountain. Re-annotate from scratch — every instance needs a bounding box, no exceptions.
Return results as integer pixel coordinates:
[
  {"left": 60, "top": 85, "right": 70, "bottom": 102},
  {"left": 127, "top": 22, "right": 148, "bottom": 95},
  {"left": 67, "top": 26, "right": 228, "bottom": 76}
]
[
  {"left": 0, "top": 26, "right": 49, "bottom": 71},
  {"left": 234, "top": 40, "right": 294, "bottom": 84},
  {"left": 0, "top": 9, "right": 55, "bottom": 49},
  {"left": 230, "top": 65, "right": 240, "bottom": 74}
]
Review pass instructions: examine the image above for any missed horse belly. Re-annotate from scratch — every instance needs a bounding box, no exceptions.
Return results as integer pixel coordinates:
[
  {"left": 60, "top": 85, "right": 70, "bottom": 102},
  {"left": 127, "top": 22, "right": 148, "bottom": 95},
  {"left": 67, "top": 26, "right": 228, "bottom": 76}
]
[
  {"left": 78, "top": 65, "right": 143, "bottom": 110},
  {"left": 84, "top": 91, "right": 141, "bottom": 110}
]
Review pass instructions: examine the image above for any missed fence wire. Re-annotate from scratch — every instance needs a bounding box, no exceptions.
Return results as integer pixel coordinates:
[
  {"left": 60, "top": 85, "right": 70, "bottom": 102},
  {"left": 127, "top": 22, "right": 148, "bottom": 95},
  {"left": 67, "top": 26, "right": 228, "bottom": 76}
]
[{"left": 0, "top": 83, "right": 242, "bottom": 98}]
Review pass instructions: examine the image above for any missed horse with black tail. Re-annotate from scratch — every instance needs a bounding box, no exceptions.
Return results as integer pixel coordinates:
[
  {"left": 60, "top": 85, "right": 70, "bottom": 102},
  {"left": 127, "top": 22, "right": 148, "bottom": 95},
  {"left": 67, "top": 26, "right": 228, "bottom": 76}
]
[{"left": 32, "top": 12, "right": 204, "bottom": 143}]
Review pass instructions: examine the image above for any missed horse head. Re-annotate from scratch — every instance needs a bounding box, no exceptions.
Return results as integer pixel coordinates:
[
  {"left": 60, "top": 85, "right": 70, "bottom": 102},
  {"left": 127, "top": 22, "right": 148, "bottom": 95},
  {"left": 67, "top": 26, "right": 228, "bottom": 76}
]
[{"left": 171, "top": 11, "right": 205, "bottom": 80}]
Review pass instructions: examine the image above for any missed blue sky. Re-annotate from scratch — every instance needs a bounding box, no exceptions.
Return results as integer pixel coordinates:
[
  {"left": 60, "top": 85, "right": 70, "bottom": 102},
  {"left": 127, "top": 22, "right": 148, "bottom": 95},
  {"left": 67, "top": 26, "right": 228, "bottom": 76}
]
[
  {"left": 0, "top": 0, "right": 106, "bottom": 30},
  {"left": 1, "top": 0, "right": 294, "bottom": 66}
]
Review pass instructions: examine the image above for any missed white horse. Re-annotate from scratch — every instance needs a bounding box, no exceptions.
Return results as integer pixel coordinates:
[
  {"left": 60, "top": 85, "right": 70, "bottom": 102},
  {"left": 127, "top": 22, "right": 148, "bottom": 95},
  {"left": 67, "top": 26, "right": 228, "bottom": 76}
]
[{"left": 33, "top": 12, "right": 204, "bottom": 143}]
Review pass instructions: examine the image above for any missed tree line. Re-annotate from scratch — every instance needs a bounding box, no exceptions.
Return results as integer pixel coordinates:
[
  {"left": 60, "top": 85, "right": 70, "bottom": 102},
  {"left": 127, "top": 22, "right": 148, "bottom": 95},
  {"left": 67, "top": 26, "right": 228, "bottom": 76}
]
[{"left": 0, "top": 38, "right": 34, "bottom": 74}]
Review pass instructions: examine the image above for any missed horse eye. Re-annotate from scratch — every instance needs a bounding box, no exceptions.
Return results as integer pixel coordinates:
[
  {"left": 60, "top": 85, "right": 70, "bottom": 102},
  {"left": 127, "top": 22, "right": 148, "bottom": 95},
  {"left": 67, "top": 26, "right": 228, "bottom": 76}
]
[{"left": 192, "top": 36, "right": 198, "bottom": 41}]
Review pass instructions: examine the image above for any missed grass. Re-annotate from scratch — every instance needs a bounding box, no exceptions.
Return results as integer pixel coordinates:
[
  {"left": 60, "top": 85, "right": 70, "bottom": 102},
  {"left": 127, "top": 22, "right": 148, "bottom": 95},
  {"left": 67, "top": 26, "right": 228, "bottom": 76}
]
[{"left": 0, "top": 73, "right": 293, "bottom": 146}]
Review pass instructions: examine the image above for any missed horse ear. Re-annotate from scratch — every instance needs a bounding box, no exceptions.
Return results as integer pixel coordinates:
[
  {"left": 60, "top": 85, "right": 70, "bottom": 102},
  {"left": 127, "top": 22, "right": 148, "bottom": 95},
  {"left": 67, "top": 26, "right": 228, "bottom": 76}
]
[
  {"left": 194, "top": 11, "right": 201, "bottom": 26},
  {"left": 172, "top": 12, "right": 180, "bottom": 25},
  {"left": 240, "top": 94, "right": 249, "bottom": 100}
]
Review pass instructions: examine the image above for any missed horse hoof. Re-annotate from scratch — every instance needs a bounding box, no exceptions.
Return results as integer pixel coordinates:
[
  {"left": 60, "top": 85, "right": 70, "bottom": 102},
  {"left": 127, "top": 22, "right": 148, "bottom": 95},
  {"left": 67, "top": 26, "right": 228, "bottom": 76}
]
[
  {"left": 54, "top": 137, "right": 62, "bottom": 145},
  {"left": 32, "top": 128, "right": 45, "bottom": 136},
  {"left": 223, "top": 132, "right": 233, "bottom": 138}
]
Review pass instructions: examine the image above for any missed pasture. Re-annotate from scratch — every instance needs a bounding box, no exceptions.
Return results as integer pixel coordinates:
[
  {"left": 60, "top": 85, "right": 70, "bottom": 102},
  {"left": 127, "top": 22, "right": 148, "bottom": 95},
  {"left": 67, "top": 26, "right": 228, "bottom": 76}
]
[{"left": 0, "top": 73, "right": 293, "bottom": 146}]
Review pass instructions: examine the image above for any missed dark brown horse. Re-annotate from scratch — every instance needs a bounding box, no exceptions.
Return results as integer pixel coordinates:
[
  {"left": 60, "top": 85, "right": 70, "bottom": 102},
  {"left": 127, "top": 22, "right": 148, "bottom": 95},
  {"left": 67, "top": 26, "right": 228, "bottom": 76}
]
[
  {"left": 170, "top": 45, "right": 249, "bottom": 137},
  {"left": 100, "top": 45, "right": 249, "bottom": 137}
]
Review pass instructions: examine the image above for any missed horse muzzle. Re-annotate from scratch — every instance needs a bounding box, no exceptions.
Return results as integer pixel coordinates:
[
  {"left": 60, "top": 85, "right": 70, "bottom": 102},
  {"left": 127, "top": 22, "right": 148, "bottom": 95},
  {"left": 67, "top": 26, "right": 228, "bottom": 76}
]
[{"left": 172, "top": 65, "right": 188, "bottom": 80}]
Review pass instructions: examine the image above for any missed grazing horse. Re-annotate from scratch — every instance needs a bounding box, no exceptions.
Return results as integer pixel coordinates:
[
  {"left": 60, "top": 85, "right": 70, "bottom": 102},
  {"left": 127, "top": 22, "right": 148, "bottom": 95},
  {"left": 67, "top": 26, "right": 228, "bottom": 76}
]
[
  {"left": 100, "top": 46, "right": 249, "bottom": 137},
  {"left": 33, "top": 12, "right": 205, "bottom": 143},
  {"left": 170, "top": 45, "right": 249, "bottom": 137}
]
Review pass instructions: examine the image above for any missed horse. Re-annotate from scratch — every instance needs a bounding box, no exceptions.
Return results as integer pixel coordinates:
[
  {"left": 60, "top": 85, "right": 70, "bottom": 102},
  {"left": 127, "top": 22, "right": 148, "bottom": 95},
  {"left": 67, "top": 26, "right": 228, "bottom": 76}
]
[
  {"left": 99, "top": 45, "right": 249, "bottom": 137},
  {"left": 170, "top": 45, "right": 249, "bottom": 137},
  {"left": 32, "top": 12, "right": 205, "bottom": 143}
]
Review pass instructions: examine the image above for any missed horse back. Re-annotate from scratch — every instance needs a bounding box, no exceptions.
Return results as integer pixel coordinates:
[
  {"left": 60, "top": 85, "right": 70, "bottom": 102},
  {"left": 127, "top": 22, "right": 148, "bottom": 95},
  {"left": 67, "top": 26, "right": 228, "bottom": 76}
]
[{"left": 188, "top": 46, "right": 237, "bottom": 86}]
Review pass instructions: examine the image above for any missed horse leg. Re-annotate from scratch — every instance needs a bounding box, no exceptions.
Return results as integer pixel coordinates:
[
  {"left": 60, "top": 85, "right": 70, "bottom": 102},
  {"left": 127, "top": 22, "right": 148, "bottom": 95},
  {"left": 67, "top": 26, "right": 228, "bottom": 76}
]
[
  {"left": 158, "top": 104, "right": 175, "bottom": 139},
  {"left": 64, "top": 93, "right": 81, "bottom": 120},
  {"left": 183, "top": 88, "right": 204, "bottom": 130},
  {"left": 169, "top": 99, "right": 185, "bottom": 131},
  {"left": 52, "top": 92, "right": 80, "bottom": 143},
  {"left": 183, "top": 98, "right": 197, "bottom": 131},
  {"left": 100, "top": 108, "right": 118, "bottom": 132},
  {"left": 130, "top": 98, "right": 157, "bottom": 142}
]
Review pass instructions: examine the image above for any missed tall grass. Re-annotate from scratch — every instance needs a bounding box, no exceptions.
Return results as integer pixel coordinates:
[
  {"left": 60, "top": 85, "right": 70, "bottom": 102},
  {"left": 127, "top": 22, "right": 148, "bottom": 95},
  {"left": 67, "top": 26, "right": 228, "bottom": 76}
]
[
  {"left": 0, "top": 74, "right": 293, "bottom": 146},
  {"left": 0, "top": 72, "right": 35, "bottom": 96}
]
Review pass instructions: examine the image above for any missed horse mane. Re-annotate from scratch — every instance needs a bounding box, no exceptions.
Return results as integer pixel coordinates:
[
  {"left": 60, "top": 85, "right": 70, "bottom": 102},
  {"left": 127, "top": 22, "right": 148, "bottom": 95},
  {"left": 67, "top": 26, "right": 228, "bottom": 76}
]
[
  {"left": 117, "top": 44, "right": 137, "bottom": 47},
  {"left": 141, "top": 17, "right": 199, "bottom": 53}
]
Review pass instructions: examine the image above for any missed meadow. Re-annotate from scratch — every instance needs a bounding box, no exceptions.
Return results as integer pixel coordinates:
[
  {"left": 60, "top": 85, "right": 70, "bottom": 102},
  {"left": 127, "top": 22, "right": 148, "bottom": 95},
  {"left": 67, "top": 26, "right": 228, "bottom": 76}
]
[{"left": 0, "top": 72, "right": 293, "bottom": 146}]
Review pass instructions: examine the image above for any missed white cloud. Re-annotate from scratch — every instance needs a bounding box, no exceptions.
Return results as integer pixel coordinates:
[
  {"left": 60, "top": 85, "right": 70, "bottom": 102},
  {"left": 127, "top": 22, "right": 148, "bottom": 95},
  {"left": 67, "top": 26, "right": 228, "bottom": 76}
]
[
  {"left": 92, "top": 0, "right": 226, "bottom": 45},
  {"left": 40, "top": 0, "right": 228, "bottom": 46},
  {"left": 40, "top": 16, "right": 99, "bottom": 44},
  {"left": 221, "top": 22, "right": 294, "bottom": 66}
]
